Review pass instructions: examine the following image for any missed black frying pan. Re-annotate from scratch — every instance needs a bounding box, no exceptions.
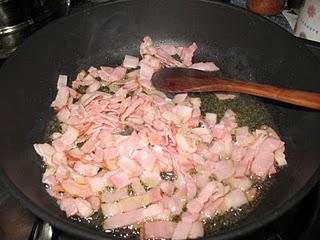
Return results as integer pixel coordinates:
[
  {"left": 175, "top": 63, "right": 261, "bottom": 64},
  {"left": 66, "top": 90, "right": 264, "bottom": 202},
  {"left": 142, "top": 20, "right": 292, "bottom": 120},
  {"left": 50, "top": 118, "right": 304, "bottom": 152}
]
[{"left": 0, "top": 0, "right": 320, "bottom": 239}]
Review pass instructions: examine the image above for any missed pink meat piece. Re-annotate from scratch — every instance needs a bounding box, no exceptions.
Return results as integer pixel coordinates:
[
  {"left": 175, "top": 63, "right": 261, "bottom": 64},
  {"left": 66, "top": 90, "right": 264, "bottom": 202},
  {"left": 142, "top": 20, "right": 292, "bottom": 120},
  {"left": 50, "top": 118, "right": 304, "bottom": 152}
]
[
  {"left": 185, "top": 174, "right": 197, "bottom": 200},
  {"left": 212, "top": 160, "right": 235, "bottom": 181},
  {"left": 162, "top": 196, "right": 184, "bottom": 215},
  {"left": 176, "top": 133, "right": 197, "bottom": 153},
  {"left": 102, "top": 188, "right": 128, "bottom": 203},
  {"left": 51, "top": 86, "right": 70, "bottom": 110},
  {"left": 87, "top": 196, "right": 101, "bottom": 211},
  {"left": 123, "top": 55, "right": 139, "bottom": 69},
  {"left": 139, "top": 62, "right": 154, "bottom": 83},
  {"left": 173, "top": 93, "right": 188, "bottom": 104},
  {"left": 57, "top": 126, "right": 79, "bottom": 146},
  {"left": 131, "top": 178, "right": 146, "bottom": 195},
  {"left": 102, "top": 188, "right": 162, "bottom": 216},
  {"left": 172, "top": 221, "right": 193, "bottom": 240},
  {"left": 33, "top": 143, "right": 55, "bottom": 166},
  {"left": 215, "top": 93, "right": 238, "bottom": 100},
  {"left": 188, "top": 221, "right": 204, "bottom": 239},
  {"left": 117, "top": 131, "right": 140, "bottom": 157},
  {"left": 42, "top": 175, "right": 58, "bottom": 187},
  {"left": 74, "top": 162, "right": 100, "bottom": 177},
  {"left": 174, "top": 105, "right": 193, "bottom": 123},
  {"left": 160, "top": 181, "right": 175, "bottom": 197},
  {"left": 102, "top": 147, "right": 119, "bottom": 160},
  {"left": 109, "top": 170, "right": 131, "bottom": 189},
  {"left": 181, "top": 211, "right": 200, "bottom": 223},
  {"left": 134, "top": 147, "right": 157, "bottom": 171},
  {"left": 61, "top": 179, "right": 93, "bottom": 198},
  {"left": 57, "top": 75, "right": 68, "bottom": 89},
  {"left": 190, "top": 62, "right": 219, "bottom": 71},
  {"left": 229, "top": 177, "right": 252, "bottom": 191},
  {"left": 155, "top": 48, "right": 184, "bottom": 67},
  {"left": 143, "top": 221, "right": 176, "bottom": 239},
  {"left": 124, "top": 77, "right": 139, "bottom": 91},
  {"left": 231, "top": 145, "right": 244, "bottom": 162},
  {"left": 59, "top": 197, "right": 78, "bottom": 217},
  {"left": 57, "top": 107, "right": 71, "bottom": 123},
  {"left": 160, "top": 44, "right": 178, "bottom": 55},
  {"left": 187, "top": 199, "right": 204, "bottom": 214},
  {"left": 80, "top": 137, "right": 98, "bottom": 153},
  {"left": 120, "top": 96, "right": 143, "bottom": 121},
  {"left": 74, "top": 198, "right": 94, "bottom": 218},
  {"left": 197, "top": 181, "right": 217, "bottom": 203},
  {"left": 179, "top": 42, "right": 197, "bottom": 66},
  {"left": 212, "top": 124, "right": 226, "bottom": 139},
  {"left": 103, "top": 203, "right": 163, "bottom": 229},
  {"left": 118, "top": 156, "right": 143, "bottom": 177},
  {"left": 140, "top": 36, "right": 156, "bottom": 56},
  {"left": 202, "top": 197, "right": 224, "bottom": 217},
  {"left": 109, "top": 66, "right": 126, "bottom": 82},
  {"left": 87, "top": 81, "right": 101, "bottom": 93},
  {"left": 251, "top": 137, "right": 282, "bottom": 178},
  {"left": 88, "top": 66, "right": 99, "bottom": 78},
  {"left": 224, "top": 189, "right": 248, "bottom": 210},
  {"left": 87, "top": 174, "right": 109, "bottom": 192}
]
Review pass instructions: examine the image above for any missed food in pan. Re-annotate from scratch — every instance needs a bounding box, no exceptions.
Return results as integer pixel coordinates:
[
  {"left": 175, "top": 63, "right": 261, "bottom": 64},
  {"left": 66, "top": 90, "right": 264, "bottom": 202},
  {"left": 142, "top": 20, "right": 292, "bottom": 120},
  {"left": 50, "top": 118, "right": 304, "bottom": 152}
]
[{"left": 34, "top": 37, "right": 287, "bottom": 239}]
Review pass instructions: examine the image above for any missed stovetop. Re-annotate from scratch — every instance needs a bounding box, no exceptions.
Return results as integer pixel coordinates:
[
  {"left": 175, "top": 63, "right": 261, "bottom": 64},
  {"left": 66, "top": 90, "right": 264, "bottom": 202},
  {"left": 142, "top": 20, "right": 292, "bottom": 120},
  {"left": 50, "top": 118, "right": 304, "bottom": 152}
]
[{"left": 1, "top": 1, "right": 320, "bottom": 240}]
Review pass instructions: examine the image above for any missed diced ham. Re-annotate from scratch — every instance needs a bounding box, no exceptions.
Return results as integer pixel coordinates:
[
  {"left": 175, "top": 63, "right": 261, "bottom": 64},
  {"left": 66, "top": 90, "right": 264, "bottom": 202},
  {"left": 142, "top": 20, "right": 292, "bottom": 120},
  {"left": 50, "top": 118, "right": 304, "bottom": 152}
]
[
  {"left": 215, "top": 93, "right": 238, "bottom": 100},
  {"left": 187, "top": 199, "right": 204, "bottom": 214},
  {"left": 188, "top": 221, "right": 204, "bottom": 239},
  {"left": 61, "top": 179, "right": 93, "bottom": 198},
  {"left": 212, "top": 160, "right": 235, "bottom": 181},
  {"left": 131, "top": 178, "right": 146, "bottom": 195},
  {"left": 172, "top": 221, "right": 193, "bottom": 240},
  {"left": 74, "top": 198, "right": 94, "bottom": 218},
  {"left": 57, "top": 75, "right": 68, "bottom": 89},
  {"left": 51, "top": 86, "right": 69, "bottom": 111},
  {"left": 102, "top": 188, "right": 128, "bottom": 203},
  {"left": 103, "top": 203, "right": 163, "bottom": 229},
  {"left": 123, "top": 55, "right": 139, "bottom": 69},
  {"left": 59, "top": 197, "right": 78, "bottom": 217},
  {"left": 224, "top": 189, "right": 248, "bottom": 210},
  {"left": 33, "top": 143, "right": 56, "bottom": 165},
  {"left": 88, "top": 175, "right": 109, "bottom": 192},
  {"left": 143, "top": 221, "right": 176, "bottom": 239},
  {"left": 74, "top": 162, "right": 99, "bottom": 177},
  {"left": 179, "top": 42, "right": 198, "bottom": 66},
  {"left": 160, "top": 44, "right": 178, "bottom": 55},
  {"left": 109, "top": 170, "right": 131, "bottom": 189},
  {"left": 228, "top": 177, "right": 252, "bottom": 191},
  {"left": 251, "top": 137, "right": 282, "bottom": 178},
  {"left": 202, "top": 197, "right": 224, "bottom": 217},
  {"left": 190, "top": 62, "right": 219, "bottom": 72},
  {"left": 109, "top": 66, "right": 126, "bottom": 82}
]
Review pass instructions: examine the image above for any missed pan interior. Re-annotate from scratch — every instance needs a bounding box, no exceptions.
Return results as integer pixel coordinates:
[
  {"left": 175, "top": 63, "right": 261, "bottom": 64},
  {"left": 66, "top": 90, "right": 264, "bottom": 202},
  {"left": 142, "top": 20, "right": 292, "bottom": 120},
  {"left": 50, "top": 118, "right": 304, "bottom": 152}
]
[{"left": 0, "top": 0, "right": 319, "bottom": 239}]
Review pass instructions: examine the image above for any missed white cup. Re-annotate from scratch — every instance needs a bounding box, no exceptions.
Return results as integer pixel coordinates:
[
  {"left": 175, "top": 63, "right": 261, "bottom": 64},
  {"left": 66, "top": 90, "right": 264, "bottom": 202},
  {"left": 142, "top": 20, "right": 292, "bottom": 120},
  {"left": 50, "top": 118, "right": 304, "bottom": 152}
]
[{"left": 294, "top": 0, "right": 320, "bottom": 42}]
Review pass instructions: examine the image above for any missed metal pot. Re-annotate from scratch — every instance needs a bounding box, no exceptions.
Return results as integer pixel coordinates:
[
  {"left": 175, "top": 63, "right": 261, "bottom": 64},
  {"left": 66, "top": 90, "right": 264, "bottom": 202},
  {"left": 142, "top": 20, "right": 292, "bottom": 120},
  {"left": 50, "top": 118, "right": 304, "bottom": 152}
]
[{"left": 0, "top": 0, "right": 70, "bottom": 59}]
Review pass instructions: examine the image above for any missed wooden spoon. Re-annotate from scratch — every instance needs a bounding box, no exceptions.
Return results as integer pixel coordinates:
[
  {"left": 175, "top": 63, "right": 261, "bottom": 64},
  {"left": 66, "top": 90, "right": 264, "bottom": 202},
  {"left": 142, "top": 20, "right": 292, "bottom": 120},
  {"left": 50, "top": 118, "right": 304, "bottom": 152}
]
[{"left": 151, "top": 68, "right": 320, "bottom": 110}]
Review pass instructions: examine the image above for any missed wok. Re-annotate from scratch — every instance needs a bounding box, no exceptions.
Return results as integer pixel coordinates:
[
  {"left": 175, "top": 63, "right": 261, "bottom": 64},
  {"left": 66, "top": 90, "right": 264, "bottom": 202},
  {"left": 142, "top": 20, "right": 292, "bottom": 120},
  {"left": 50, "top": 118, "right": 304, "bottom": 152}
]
[{"left": 0, "top": 0, "right": 320, "bottom": 239}]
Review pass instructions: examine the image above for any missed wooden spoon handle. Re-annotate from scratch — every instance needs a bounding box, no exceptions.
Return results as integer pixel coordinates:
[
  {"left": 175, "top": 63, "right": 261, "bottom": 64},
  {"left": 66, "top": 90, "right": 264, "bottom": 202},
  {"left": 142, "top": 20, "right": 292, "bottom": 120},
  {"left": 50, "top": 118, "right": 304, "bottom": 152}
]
[{"left": 207, "top": 78, "right": 320, "bottom": 110}]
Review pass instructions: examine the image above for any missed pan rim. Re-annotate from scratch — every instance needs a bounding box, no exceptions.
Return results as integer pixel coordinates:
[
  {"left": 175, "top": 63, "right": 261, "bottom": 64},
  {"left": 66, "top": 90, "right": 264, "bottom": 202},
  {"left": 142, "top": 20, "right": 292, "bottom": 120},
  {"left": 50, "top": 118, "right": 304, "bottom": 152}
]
[{"left": 1, "top": 0, "right": 320, "bottom": 239}]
